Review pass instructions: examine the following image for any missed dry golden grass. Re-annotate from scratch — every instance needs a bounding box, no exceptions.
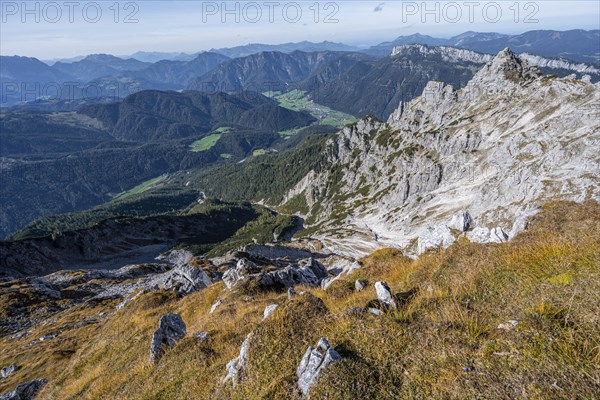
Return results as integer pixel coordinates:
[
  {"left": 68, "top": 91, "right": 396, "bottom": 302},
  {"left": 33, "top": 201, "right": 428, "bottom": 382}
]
[{"left": 0, "top": 201, "right": 598, "bottom": 399}]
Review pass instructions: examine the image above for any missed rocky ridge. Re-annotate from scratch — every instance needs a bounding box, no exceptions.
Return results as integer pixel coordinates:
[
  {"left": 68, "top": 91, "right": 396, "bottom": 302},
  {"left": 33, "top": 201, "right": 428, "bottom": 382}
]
[
  {"left": 0, "top": 244, "right": 359, "bottom": 339},
  {"left": 391, "top": 44, "right": 600, "bottom": 77},
  {"left": 283, "top": 49, "right": 600, "bottom": 256}
]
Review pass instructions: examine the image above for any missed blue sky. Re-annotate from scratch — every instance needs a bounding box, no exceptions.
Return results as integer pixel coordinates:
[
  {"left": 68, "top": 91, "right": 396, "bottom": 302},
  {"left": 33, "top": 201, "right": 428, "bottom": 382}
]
[{"left": 1, "top": 1, "right": 599, "bottom": 59}]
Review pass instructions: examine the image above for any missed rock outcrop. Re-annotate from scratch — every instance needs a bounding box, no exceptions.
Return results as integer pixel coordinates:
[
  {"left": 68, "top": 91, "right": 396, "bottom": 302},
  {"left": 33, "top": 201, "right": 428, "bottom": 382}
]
[
  {"left": 258, "top": 258, "right": 328, "bottom": 288},
  {"left": 222, "top": 256, "right": 329, "bottom": 290},
  {"left": 418, "top": 225, "right": 456, "bottom": 254},
  {"left": 209, "top": 298, "right": 224, "bottom": 314},
  {"left": 0, "top": 379, "right": 47, "bottom": 400},
  {"left": 297, "top": 338, "right": 342, "bottom": 396},
  {"left": 467, "top": 226, "right": 509, "bottom": 244},
  {"left": 263, "top": 304, "right": 278, "bottom": 320},
  {"left": 282, "top": 49, "right": 600, "bottom": 257},
  {"left": 223, "top": 334, "right": 252, "bottom": 386},
  {"left": 391, "top": 44, "right": 600, "bottom": 79},
  {"left": 155, "top": 249, "right": 193, "bottom": 267},
  {"left": 0, "top": 365, "right": 17, "bottom": 379},
  {"left": 375, "top": 281, "right": 396, "bottom": 309},
  {"left": 448, "top": 212, "right": 474, "bottom": 232},
  {"left": 222, "top": 259, "right": 260, "bottom": 289},
  {"left": 288, "top": 287, "right": 296, "bottom": 300},
  {"left": 154, "top": 264, "right": 212, "bottom": 295},
  {"left": 149, "top": 313, "right": 187, "bottom": 364},
  {"left": 0, "top": 243, "right": 360, "bottom": 339},
  {"left": 321, "top": 257, "right": 361, "bottom": 289}
]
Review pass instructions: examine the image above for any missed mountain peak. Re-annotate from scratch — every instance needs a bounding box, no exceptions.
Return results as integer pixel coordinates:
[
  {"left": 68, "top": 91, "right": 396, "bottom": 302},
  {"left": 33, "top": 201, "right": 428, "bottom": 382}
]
[
  {"left": 472, "top": 47, "right": 540, "bottom": 85},
  {"left": 83, "top": 53, "right": 121, "bottom": 62}
]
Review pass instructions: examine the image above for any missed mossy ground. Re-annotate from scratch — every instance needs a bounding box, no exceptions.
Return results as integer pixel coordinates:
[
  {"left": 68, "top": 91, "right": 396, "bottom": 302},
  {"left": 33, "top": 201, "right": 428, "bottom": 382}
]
[{"left": 0, "top": 201, "right": 598, "bottom": 399}]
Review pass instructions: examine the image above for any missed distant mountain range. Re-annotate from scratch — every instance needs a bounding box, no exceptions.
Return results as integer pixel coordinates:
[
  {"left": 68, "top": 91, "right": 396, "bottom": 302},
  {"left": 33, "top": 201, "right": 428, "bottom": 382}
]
[
  {"left": 209, "top": 41, "right": 361, "bottom": 59},
  {"left": 2, "top": 29, "right": 596, "bottom": 87},
  {"left": 188, "top": 49, "right": 481, "bottom": 119},
  {"left": 0, "top": 52, "right": 231, "bottom": 105},
  {"left": 52, "top": 54, "right": 150, "bottom": 81},
  {"left": 190, "top": 44, "right": 599, "bottom": 119},
  {"left": 3, "top": 30, "right": 598, "bottom": 113},
  {"left": 366, "top": 32, "right": 499, "bottom": 55},
  {"left": 44, "top": 41, "right": 360, "bottom": 64},
  {"left": 366, "top": 29, "right": 600, "bottom": 63},
  {"left": 122, "top": 51, "right": 199, "bottom": 63},
  {"left": 38, "top": 29, "right": 599, "bottom": 65}
]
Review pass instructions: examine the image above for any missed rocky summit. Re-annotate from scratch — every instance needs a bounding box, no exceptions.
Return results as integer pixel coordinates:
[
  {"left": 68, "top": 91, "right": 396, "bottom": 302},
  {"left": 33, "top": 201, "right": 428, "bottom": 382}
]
[{"left": 283, "top": 49, "right": 599, "bottom": 256}]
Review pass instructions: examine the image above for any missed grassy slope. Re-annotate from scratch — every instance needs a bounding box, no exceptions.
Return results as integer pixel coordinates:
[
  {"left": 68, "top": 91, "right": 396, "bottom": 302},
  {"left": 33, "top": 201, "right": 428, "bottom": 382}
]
[
  {"left": 111, "top": 176, "right": 165, "bottom": 201},
  {"left": 190, "top": 134, "right": 222, "bottom": 152},
  {"left": 1, "top": 201, "right": 598, "bottom": 399}
]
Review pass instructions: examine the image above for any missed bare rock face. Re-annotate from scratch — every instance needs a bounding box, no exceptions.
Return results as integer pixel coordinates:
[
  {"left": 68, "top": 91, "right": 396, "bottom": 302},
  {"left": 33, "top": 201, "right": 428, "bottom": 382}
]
[
  {"left": 418, "top": 210, "right": 508, "bottom": 253},
  {"left": 390, "top": 45, "right": 600, "bottom": 78},
  {"left": 0, "top": 379, "right": 47, "bottom": 400},
  {"left": 321, "top": 257, "right": 361, "bottom": 289},
  {"left": 375, "top": 281, "right": 396, "bottom": 309},
  {"left": 282, "top": 49, "right": 600, "bottom": 257},
  {"left": 391, "top": 44, "right": 493, "bottom": 64},
  {"left": 155, "top": 264, "right": 212, "bottom": 295},
  {"left": 418, "top": 225, "right": 456, "bottom": 254},
  {"left": 155, "top": 249, "right": 193, "bottom": 267},
  {"left": 355, "top": 280, "right": 365, "bottom": 291},
  {"left": 150, "top": 250, "right": 212, "bottom": 295},
  {"left": 223, "top": 334, "right": 252, "bottom": 386},
  {"left": 222, "top": 259, "right": 260, "bottom": 289},
  {"left": 149, "top": 313, "right": 187, "bottom": 364},
  {"left": 222, "top": 256, "right": 329, "bottom": 291},
  {"left": 448, "top": 212, "right": 474, "bottom": 232},
  {"left": 262, "top": 304, "right": 278, "bottom": 320},
  {"left": 0, "top": 365, "right": 17, "bottom": 379},
  {"left": 297, "top": 338, "right": 342, "bottom": 396},
  {"left": 467, "top": 227, "right": 509, "bottom": 243},
  {"left": 259, "top": 258, "right": 328, "bottom": 288},
  {"left": 475, "top": 48, "right": 540, "bottom": 85}
]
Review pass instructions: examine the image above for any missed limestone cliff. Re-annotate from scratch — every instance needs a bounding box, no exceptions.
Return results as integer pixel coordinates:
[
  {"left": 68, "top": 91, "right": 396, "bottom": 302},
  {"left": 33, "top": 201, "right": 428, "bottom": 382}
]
[{"left": 284, "top": 49, "right": 600, "bottom": 256}]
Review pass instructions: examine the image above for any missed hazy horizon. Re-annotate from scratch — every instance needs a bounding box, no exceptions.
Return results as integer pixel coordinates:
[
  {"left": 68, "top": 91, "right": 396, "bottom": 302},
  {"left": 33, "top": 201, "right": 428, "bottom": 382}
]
[{"left": 1, "top": 0, "right": 599, "bottom": 59}]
